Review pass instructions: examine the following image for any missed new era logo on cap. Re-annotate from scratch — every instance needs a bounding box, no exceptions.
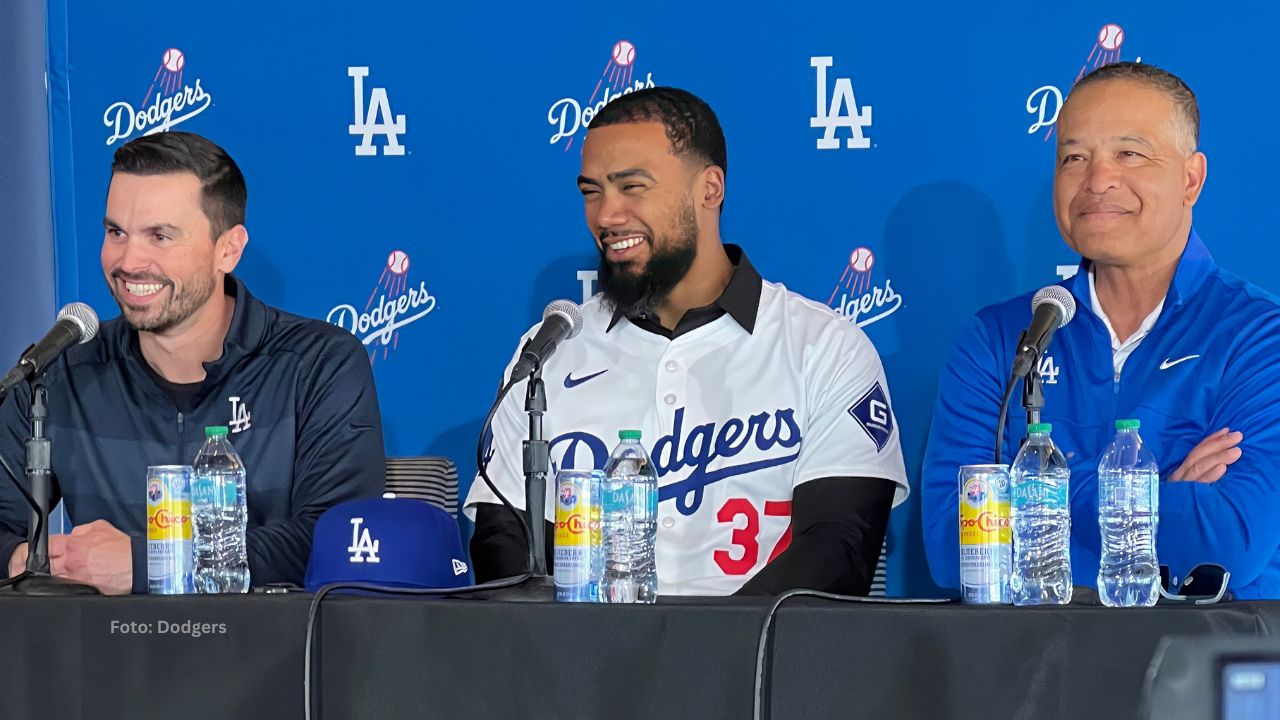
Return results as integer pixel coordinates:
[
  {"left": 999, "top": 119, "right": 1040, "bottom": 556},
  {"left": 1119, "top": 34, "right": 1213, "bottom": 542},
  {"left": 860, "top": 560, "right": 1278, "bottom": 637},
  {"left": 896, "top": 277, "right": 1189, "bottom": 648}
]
[
  {"left": 847, "top": 382, "right": 894, "bottom": 452},
  {"left": 305, "top": 497, "right": 471, "bottom": 592}
]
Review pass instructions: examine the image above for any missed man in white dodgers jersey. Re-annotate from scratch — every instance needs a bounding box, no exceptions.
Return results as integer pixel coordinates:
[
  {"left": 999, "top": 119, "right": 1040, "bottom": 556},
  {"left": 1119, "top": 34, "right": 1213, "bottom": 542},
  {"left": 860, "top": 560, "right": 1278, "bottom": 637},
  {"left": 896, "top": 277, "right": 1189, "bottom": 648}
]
[{"left": 466, "top": 87, "right": 908, "bottom": 596}]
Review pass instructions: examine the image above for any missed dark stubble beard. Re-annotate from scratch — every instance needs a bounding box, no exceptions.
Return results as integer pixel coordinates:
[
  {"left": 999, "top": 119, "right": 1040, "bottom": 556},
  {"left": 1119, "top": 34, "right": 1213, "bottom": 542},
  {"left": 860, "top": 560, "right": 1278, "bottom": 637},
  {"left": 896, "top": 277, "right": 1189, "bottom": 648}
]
[
  {"left": 598, "top": 197, "right": 699, "bottom": 318},
  {"left": 111, "top": 269, "right": 217, "bottom": 334}
]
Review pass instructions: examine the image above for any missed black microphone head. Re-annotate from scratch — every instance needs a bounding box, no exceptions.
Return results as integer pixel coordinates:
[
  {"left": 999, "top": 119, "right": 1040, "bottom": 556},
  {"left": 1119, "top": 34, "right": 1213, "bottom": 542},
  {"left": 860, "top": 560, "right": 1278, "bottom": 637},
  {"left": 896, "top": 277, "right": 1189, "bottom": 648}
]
[
  {"left": 543, "top": 300, "right": 583, "bottom": 339},
  {"left": 1031, "top": 286, "right": 1076, "bottom": 328},
  {"left": 57, "top": 302, "right": 100, "bottom": 343}
]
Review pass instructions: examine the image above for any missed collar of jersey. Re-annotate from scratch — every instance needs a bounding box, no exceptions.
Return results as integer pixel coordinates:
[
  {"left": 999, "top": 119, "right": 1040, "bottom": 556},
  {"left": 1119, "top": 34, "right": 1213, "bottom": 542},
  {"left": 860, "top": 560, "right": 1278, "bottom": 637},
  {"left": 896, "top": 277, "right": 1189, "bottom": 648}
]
[{"left": 1066, "top": 227, "right": 1215, "bottom": 315}]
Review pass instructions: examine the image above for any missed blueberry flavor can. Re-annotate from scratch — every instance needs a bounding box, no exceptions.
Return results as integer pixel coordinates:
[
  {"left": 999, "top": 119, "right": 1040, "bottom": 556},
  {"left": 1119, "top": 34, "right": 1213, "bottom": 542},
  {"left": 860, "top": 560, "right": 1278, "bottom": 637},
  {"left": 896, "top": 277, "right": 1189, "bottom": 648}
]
[
  {"left": 959, "top": 464, "right": 1012, "bottom": 604},
  {"left": 147, "top": 465, "right": 195, "bottom": 595},
  {"left": 554, "top": 469, "right": 603, "bottom": 602}
]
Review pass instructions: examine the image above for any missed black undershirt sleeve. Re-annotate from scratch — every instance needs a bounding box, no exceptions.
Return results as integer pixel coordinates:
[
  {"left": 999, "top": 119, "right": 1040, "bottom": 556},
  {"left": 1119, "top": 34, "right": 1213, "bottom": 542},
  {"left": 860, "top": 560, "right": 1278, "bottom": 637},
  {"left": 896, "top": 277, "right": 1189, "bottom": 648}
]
[
  {"left": 470, "top": 502, "right": 553, "bottom": 583},
  {"left": 735, "top": 476, "right": 895, "bottom": 597}
]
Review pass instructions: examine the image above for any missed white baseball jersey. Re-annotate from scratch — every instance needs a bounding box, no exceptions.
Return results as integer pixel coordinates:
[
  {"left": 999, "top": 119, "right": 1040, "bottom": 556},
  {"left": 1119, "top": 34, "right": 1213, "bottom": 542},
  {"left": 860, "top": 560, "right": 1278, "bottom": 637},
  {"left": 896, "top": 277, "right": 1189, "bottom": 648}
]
[{"left": 466, "top": 279, "right": 909, "bottom": 596}]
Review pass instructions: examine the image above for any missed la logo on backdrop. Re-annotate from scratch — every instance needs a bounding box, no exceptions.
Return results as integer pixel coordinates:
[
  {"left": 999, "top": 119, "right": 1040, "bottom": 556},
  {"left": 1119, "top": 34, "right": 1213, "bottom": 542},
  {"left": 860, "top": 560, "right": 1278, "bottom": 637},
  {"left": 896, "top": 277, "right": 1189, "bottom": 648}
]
[
  {"left": 547, "top": 39, "right": 657, "bottom": 151},
  {"left": 104, "top": 48, "right": 213, "bottom": 146},
  {"left": 810, "top": 56, "right": 873, "bottom": 150},
  {"left": 827, "top": 247, "right": 902, "bottom": 328},
  {"left": 327, "top": 250, "right": 439, "bottom": 365},
  {"left": 1026, "top": 23, "right": 1141, "bottom": 140}
]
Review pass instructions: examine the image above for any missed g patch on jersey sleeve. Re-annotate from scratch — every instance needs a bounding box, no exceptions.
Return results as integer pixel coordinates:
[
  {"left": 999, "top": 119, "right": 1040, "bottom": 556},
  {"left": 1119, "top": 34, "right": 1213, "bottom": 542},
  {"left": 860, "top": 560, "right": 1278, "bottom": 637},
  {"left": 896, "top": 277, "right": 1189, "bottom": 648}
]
[{"left": 847, "top": 382, "right": 894, "bottom": 452}]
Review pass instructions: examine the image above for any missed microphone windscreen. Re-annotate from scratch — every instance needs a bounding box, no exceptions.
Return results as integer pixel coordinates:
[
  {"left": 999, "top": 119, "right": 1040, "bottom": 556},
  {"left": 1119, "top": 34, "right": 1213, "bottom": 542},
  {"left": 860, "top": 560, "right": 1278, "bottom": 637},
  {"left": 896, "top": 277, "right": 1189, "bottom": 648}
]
[
  {"left": 543, "top": 299, "right": 583, "bottom": 339},
  {"left": 1031, "top": 285, "right": 1076, "bottom": 328},
  {"left": 58, "top": 302, "right": 100, "bottom": 342}
]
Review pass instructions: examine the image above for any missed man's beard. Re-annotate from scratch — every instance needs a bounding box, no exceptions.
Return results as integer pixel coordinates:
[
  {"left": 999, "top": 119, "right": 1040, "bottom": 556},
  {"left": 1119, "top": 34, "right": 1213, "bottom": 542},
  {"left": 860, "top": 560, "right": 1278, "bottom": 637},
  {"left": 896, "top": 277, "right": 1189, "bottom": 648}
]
[
  {"left": 110, "top": 270, "right": 217, "bottom": 334},
  {"left": 598, "top": 200, "right": 698, "bottom": 318}
]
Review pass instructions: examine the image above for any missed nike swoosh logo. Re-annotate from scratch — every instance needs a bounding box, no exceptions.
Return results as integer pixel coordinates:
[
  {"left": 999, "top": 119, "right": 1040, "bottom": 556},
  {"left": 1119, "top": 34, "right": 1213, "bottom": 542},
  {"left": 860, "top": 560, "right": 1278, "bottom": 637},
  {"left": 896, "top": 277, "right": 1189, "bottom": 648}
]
[
  {"left": 1160, "top": 355, "right": 1201, "bottom": 370},
  {"left": 564, "top": 369, "right": 608, "bottom": 388}
]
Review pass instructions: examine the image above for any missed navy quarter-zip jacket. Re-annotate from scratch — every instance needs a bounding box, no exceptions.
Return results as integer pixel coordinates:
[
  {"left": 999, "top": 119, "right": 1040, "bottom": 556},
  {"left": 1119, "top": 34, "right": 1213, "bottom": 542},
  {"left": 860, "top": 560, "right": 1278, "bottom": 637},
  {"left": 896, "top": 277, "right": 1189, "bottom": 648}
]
[{"left": 0, "top": 276, "right": 385, "bottom": 592}]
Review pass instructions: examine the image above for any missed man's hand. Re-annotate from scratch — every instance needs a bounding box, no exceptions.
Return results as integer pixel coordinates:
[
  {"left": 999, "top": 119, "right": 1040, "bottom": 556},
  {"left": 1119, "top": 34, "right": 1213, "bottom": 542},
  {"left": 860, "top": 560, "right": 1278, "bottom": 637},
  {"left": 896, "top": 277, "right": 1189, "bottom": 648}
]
[
  {"left": 1170, "top": 428, "right": 1244, "bottom": 483},
  {"left": 48, "top": 519, "right": 133, "bottom": 595},
  {"left": 8, "top": 543, "right": 27, "bottom": 577}
]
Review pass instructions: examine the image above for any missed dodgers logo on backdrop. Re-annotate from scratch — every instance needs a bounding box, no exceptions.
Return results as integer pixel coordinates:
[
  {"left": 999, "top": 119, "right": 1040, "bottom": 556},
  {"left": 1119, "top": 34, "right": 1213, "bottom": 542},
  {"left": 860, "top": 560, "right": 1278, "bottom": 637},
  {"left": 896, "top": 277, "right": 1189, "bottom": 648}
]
[
  {"left": 327, "top": 250, "right": 438, "bottom": 365},
  {"left": 1026, "top": 23, "right": 1141, "bottom": 140},
  {"left": 349, "top": 67, "right": 406, "bottom": 156},
  {"left": 847, "top": 382, "right": 894, "bottom": 452},
  {"left": 810, "top": 56, "right": 872, "bottom": 150},
  {"left": 547, "top": 39, "right": 657, "bottom": 151},
  {"left": 827, "top": 247, "right": 903, "bottom": 327},
  {"left": 103, "top": 48, "right": 213, "bottom": 146}
]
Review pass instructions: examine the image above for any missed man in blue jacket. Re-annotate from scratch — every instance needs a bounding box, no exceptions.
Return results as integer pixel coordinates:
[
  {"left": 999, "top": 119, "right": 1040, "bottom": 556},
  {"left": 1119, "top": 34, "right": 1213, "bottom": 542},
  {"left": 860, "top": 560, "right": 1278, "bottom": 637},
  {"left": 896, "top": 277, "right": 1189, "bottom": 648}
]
[
  {"left": 0, "top": 132, "right": 385, "bottom": 594},
  {"left": 923, "top": 62, "right": 1280, "bottom": 600}
]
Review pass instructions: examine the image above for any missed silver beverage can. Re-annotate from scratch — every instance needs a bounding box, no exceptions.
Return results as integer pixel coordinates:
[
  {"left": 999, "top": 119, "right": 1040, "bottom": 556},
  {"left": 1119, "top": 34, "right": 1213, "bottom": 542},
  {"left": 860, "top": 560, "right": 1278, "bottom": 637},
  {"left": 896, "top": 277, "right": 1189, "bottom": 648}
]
[
  {"left": 959, "top": 464, "right": 1011, "bottom": 604},
  {"left": 147, "top": 465, "right": 195, "bottom": 595}
]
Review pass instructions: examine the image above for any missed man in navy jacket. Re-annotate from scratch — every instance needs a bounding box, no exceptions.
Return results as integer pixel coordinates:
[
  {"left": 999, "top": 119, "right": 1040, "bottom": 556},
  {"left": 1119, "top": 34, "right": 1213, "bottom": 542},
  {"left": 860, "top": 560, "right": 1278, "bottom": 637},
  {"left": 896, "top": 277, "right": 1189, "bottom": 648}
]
[
  {"left": 0, "top": 132, "right": 385, "bottom": 594},
  {"left": 923, "top": 62, "right": 1280, "bottom": 599}
]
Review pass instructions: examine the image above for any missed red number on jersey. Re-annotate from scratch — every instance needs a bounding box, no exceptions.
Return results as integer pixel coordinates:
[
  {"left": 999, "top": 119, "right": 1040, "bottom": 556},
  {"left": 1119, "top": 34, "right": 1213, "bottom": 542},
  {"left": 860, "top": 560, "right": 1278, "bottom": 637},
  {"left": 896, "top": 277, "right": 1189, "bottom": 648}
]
[{"left": 713, "top": 498, "right": 794, "bottom": 575}]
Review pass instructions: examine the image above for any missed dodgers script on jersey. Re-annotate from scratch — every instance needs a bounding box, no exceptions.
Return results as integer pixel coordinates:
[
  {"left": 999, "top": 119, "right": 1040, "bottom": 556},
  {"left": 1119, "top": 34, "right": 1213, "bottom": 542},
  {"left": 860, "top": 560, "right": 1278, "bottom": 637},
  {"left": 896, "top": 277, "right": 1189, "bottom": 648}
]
[{"left": 466, "top": 281, "right": 909, "bottom": 596}]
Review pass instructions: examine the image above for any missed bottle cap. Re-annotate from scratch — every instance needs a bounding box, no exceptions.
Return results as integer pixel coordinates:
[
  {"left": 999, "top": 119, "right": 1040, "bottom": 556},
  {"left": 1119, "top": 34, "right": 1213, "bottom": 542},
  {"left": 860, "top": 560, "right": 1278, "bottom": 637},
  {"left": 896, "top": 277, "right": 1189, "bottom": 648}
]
[
  {"left": 205, "top": 426, "right": 229, "bottom": 438},
  {"left": 1028, "top": 423, "right": 1052, "bottom": 434},
  {"left": 619, "top": 430, "right": 642, "bottom": 441},
  {"left": 1116, "top": 419, "right": 1141, "bottom": 430}
]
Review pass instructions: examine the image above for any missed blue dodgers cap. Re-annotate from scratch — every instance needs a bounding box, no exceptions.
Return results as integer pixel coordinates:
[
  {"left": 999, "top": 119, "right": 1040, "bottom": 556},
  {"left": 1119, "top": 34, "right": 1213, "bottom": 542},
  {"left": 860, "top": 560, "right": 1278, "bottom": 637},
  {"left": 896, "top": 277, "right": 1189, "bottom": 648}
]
[{"left": 305, "top": 497, "right": 471, "bottom": 592}]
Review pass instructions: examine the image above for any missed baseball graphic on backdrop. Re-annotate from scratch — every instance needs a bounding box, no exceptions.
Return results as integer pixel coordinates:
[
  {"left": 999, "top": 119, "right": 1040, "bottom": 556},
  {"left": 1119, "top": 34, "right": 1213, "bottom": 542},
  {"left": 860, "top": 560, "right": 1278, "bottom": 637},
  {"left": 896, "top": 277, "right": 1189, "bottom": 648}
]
[
  {"left": 1098, "top": 24, "right": 1124, "bottom": 51},
  {"left": 850, "top": 247, "right": 875, "bottom": 273},
  {"left": 612, "top": 40, "right": 636, "bottom": 67},
  {"left": 162, "top": 48, "right": 185, "bottom": 72},
  {"left": 387, "top": 250, "right": 410, "bottom": 275}
]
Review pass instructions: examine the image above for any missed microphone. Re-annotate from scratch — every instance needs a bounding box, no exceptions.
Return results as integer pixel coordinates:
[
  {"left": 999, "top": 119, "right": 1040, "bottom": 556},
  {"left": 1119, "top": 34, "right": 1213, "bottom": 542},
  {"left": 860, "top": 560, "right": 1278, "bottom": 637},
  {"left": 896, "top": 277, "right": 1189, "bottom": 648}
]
[
  {"left": 1010, "top": 286, "right": 1076, "bottom": 378},
  {"left": 0, "top": 302, "right": 100, "bottom": 398},
  {"left": 509, "top": 300, "right": 583, "bottom": 380}
]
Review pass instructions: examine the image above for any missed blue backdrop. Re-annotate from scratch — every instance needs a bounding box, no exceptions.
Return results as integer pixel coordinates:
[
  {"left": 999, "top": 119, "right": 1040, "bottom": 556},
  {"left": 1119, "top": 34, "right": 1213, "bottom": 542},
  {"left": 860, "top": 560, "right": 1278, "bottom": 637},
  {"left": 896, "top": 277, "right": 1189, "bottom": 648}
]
[{"left": 40, "top": 0, "right": 1280, "bottom": 596}]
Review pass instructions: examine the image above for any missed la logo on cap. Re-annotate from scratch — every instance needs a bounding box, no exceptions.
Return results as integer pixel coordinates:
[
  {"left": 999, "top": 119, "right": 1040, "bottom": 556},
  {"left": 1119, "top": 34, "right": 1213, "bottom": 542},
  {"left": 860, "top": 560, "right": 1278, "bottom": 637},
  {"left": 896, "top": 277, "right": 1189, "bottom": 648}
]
[{"left": 347, "top": 517, "right": 381, "bottom": 563}]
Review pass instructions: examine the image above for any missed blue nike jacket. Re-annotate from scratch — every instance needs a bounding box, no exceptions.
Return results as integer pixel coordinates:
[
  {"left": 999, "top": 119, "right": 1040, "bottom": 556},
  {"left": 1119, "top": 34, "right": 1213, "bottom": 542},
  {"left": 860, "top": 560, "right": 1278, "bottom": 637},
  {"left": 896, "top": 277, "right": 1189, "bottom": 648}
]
[
  {"left": 922, "top": 230, "right": 1280, "bottom": 599},
  {"left": 0, "top": 276, "right": 385, "bottom": 592}
]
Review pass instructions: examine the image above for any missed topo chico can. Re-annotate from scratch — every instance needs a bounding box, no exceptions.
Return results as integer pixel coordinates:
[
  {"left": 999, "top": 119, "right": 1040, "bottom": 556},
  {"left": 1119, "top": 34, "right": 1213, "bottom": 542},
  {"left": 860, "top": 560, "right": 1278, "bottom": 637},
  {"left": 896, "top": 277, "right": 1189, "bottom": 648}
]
[
  {"left": 554, "top": 469, "right": 603, "bottom": 602},
  {"left": 958, "top": 464, "right": 1012, "bottom": 605},
  {"left": 147, "top": 465, "right": 196, "bottom": 595}
]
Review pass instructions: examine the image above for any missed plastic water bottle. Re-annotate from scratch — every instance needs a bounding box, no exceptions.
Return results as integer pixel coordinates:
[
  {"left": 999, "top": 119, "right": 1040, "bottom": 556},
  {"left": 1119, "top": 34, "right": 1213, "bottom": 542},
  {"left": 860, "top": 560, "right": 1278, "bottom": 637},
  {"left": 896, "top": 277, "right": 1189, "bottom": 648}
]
[
  {"left": 1009, "top": 423, "right": 1072, "bottom": 606},
  {"left": 1097, "top": 419, "right": 1160, "bottom": 607},
  {"left": 191, "top": 426, "right": 250, "bottom": 593},
  {"left": 600, "top": 430, "right": 658, "bottom": 603}
]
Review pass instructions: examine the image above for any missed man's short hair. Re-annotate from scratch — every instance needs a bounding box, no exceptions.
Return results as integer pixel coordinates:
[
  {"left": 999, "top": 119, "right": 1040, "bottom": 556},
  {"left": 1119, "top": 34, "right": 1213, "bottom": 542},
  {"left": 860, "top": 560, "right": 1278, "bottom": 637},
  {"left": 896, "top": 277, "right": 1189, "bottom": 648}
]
[
  {"left": 1072, "top": 61, "right": 1199, "bottom": 155},
  {"left": 590, "top": 87, "right": 728, "bottom": 180},
  {"left": 111, "top": 131, "right": 247, "bottom": 239}
]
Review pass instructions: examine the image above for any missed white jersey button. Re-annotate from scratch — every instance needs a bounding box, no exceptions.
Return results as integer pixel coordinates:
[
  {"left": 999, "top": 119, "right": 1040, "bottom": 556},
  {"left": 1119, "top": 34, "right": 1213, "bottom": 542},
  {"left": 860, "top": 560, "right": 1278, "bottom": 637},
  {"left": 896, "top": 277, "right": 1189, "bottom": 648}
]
[
  {"left": 663, "top": 393, "right": 677, "bottom": 405},
  {"left": 665, "top": 360, "right": 679, "bottom": 372},
  {"left": 661, "top": 517, "right": 675, "bottom": 529}
]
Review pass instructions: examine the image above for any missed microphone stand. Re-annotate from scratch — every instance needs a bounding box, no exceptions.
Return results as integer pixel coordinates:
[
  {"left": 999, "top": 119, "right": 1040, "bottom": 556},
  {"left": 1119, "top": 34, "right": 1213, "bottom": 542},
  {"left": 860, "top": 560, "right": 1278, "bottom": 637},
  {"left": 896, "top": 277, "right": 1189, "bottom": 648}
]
[
  {"left": 522, "top": 365, "right": 552, "bottom": 581},
  {"left": 1022, "top": 362, "right": 1044, "bottom": 428},
  {"left": 481, "top": 362, "right": 556, "bottom": 602},
  {"left": 0, "top": 380, "right": 99, "bottom": 595}
]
